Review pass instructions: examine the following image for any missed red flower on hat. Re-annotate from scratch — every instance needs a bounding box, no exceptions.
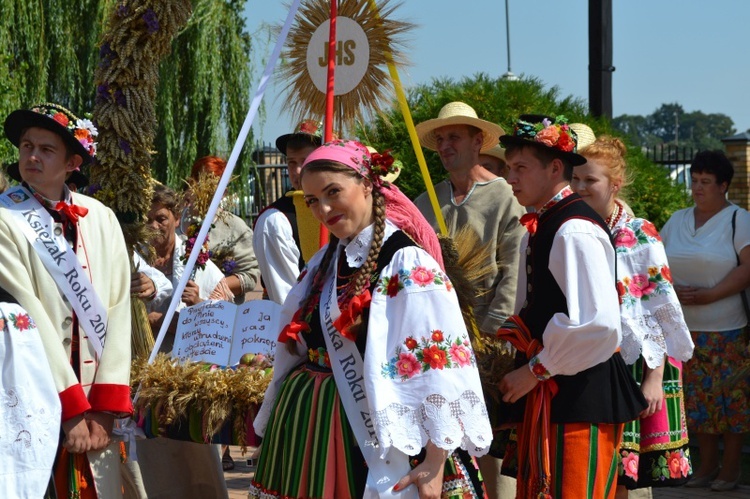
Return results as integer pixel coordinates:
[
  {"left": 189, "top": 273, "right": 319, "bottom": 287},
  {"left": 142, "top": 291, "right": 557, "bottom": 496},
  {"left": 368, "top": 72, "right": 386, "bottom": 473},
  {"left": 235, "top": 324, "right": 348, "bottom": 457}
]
[
  {"left": 52, "top": 112, "right": 70, "bottom": 127},
  {"left": 297, "top": 120, "right": 321, "bottom": 136},
  {"left": 556, "top": 130, "right": 575, "bottom": 152}
]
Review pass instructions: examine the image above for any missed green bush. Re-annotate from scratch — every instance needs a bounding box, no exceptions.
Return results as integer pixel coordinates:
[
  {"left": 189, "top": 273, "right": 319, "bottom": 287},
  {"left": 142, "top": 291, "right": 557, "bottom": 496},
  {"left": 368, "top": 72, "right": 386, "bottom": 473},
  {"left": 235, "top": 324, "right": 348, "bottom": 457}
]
[{"left": 358, "top": 73, "right": 690, "bottom": 228}]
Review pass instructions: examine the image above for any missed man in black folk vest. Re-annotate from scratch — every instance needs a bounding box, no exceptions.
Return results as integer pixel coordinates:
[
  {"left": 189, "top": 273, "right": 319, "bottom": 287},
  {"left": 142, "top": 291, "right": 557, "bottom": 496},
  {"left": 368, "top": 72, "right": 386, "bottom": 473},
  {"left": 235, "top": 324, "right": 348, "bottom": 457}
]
[
  {"left": 253, "top": 120, "right": 323, "bottom": 304},
  {"left": 497, "top": 114, "right": 646, "bottom": 498}
]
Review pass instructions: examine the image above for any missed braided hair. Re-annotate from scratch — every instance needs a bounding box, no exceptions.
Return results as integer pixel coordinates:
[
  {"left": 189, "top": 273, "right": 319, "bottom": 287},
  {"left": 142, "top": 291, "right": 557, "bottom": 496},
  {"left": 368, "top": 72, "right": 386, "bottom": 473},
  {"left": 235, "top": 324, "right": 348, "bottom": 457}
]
[{"left": 294, "top": 160, "right": 387, "bottom": 340}]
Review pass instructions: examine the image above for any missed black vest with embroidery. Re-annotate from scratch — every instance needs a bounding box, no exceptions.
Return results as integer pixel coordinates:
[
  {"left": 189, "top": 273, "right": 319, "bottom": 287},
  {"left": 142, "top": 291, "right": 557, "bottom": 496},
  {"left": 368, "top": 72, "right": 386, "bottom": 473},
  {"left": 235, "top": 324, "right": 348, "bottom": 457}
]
[{"left": 514, "top": 194, "right": 645, "bottom": 424}]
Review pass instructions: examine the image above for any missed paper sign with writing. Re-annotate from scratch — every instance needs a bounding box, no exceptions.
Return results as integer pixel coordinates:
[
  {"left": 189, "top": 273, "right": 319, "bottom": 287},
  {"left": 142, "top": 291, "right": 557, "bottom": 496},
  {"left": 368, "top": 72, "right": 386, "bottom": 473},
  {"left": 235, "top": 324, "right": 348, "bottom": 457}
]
[{"left": 173, "top": 299, "right": 281, "bottom": 366}]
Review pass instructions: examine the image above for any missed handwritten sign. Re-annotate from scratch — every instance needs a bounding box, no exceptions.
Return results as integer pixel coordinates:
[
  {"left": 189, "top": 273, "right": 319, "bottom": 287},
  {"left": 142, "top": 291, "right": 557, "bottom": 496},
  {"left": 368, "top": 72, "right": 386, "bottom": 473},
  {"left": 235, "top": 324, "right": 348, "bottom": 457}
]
[{"left": 173, "top": 299, "right": 281, "bottom": 366}]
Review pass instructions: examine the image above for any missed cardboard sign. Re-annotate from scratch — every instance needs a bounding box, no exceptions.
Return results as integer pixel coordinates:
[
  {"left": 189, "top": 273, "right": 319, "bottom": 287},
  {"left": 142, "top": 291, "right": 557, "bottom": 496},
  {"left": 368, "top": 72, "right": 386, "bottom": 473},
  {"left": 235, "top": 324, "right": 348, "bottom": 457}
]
[{"left": 172, "top": 299, "right": 282, "bottom": 366}]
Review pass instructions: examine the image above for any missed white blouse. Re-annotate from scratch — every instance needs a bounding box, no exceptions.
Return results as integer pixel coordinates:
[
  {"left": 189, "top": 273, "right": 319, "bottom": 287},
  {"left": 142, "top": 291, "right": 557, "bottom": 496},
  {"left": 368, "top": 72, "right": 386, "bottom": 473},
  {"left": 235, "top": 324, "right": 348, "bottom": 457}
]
[
  {"left": 255, "top": 220, "right": 492, "bottom": 457},
  {"left": 514, "top": 218, "right": 622, "bottom": 377},
  {"left": 661, "top": 205, "right": 750, "bottom": 331},
  {"left": 611, "top": 213, "right": 694, "bottom": 367}
]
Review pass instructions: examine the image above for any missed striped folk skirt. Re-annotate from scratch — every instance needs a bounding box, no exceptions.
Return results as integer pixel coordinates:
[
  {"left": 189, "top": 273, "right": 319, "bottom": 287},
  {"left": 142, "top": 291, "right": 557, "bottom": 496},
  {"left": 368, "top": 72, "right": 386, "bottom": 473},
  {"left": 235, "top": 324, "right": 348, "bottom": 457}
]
[
  {"left": 618, "top": 356, "right": 692, "bottom": 489},
  {"left": 503, "top": 421, "right": 623, "bottom": 499},
  {"left": 249, "top": 364, "right": 482, "bottom": 499}
]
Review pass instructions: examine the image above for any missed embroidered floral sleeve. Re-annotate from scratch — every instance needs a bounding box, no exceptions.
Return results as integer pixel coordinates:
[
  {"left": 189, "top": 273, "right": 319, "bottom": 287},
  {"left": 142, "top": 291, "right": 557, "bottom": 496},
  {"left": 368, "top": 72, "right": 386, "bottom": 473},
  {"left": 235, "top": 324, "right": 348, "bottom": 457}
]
[
  {"left": 364, "top": 246, "right": 491, "bottom": 458},
  {"left": 613, "top": 216, "right": 694, "bottom": 367}
]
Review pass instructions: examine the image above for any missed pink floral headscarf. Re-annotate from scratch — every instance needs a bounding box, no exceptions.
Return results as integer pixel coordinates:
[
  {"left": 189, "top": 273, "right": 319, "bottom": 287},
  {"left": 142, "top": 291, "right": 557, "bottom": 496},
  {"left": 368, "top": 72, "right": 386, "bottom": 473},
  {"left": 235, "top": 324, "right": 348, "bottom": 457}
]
[{"left": 302, "top": 140, "right": 444, "bottom": 270}]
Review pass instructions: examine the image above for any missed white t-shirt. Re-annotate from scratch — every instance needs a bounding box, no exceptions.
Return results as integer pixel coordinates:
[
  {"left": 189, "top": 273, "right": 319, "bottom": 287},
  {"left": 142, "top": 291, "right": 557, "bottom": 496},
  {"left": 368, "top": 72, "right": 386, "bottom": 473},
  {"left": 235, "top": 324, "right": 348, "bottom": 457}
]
[{"left": 661, "top": 205, "right": 750, "bottom": 331}]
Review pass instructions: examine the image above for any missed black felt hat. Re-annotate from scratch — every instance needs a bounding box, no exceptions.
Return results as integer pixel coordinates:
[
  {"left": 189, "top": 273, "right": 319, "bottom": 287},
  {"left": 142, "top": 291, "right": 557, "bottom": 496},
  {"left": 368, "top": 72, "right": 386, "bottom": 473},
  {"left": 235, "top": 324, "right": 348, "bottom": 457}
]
[
  {"left": 499, "top": 114, "right": 586, "bottom": 166},
  {"left": 275, "top": 119, "right": 324, "bottom": 156},
  {"left": 4, "top": 103, "right": 97, "bottom": 166}
]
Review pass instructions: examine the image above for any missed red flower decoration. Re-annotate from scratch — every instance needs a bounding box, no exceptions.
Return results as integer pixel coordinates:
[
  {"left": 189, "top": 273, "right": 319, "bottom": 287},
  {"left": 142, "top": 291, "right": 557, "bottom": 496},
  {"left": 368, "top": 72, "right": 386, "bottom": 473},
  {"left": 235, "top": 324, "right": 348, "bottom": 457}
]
[
  {"left": 52, "top": 112, "right": 69, "bottom": 127},
  {"left": 616, "top": 281, "right": 626, "bottom": 304},
  {"left": 431, "top": 330, "right": 444, "bottom": 342},
  {"left": 405, "top": 336, "right": 418, "bottom": 350},
  {"left": 12, "top": 314, "right": 31, "bottom": 331},
  {"left": 641, "top": 220, "right": 661, "bottom": 240},
  {"left": 422, "top": 345, "right": 448, "bottom": 370},
  {"left": 661, "top": 265, "right": 672, "bottom": 283},
  {"left": 386, "top": 274, "right": 401, "bottom": 297},
  {"left": 556, "top": 130, "right": 575, "bottom": 152},
  {"left": 531, "top": 362, "right": 548, "bottom": 377}
]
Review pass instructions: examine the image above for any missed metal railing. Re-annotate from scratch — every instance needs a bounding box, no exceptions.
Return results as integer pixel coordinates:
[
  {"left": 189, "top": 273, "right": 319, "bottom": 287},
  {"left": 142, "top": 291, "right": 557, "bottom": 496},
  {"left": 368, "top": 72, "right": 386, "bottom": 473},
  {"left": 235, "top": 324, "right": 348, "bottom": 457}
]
[{"left": 644, "top": 145, "right": 696, "bottom": 190}]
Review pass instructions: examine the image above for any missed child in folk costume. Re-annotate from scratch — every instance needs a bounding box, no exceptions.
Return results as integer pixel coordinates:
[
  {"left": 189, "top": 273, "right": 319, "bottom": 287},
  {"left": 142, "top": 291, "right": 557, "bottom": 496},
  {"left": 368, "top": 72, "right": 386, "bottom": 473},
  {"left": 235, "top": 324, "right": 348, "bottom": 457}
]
[
  {"left": 250, "top": 140, "right": 492, "bottom": 498},
  {"left": 572, "top": 136, "right": 694, "bottom": 495},
  {"left": 497, "top": 115, "right": 646, "bottom": 498}
]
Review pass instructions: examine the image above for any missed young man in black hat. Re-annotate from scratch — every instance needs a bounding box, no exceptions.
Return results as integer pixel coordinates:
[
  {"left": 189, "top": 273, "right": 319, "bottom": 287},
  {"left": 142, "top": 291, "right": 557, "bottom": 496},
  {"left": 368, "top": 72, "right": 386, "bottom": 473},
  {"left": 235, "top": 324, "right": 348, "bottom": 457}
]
[
  {"left": 496, "top": 115, "right": 646, "bottom": 498},
  {"left": 252, "top": 120, "right": 323, "bottom": 304},
  {"left": 0, "top": 104, "right": 132, "bottom": 497}
]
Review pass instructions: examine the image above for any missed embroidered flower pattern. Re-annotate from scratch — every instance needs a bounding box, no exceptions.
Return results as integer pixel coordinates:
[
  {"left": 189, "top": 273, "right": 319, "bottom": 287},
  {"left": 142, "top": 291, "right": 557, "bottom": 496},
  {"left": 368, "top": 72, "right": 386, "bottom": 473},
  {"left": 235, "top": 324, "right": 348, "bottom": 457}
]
[
  {"left": 375, "top": 266, "right": 452, "bottom": 296},
  {"left": 381, "top": 332, "right": 475, "bottom": 381},
  {"left": 308, "top": 347, "right": 331, "bottom": 368},
  {"left": 618, "top": 448, "right": 692, "bottom": 483},
  {"left": 614, "top": 219, "right": 673, "bottom": 307},
  {"left": 8, "top": 313, "right": 33, "bottom": 331},
  {"left": 529, "top": 356, "right": 552, "bottom": 380},
  {"left": 614, "top": 219, "right": 662, "bottom": 253},
  {"left": 620, "top": 450, "right": 639, "bottom": 479},
  {"left": 618, "top": 268, "right": 671, "bottom": 307}
]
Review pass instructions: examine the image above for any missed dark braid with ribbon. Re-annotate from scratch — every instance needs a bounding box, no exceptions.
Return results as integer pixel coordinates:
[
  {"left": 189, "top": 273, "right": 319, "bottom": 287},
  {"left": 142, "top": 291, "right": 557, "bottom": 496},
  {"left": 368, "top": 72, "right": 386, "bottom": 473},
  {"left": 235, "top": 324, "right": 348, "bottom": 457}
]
[{"left": 334, "top": 188, "right": 386, "bottom": 340}]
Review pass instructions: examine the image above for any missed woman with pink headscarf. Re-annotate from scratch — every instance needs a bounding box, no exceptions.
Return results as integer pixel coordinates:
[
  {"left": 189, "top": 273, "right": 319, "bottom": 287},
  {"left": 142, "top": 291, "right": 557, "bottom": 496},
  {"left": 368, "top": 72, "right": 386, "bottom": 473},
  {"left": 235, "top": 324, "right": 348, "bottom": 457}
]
[{"left": 250, "top": 140, "right": 492, "bottom": 498}]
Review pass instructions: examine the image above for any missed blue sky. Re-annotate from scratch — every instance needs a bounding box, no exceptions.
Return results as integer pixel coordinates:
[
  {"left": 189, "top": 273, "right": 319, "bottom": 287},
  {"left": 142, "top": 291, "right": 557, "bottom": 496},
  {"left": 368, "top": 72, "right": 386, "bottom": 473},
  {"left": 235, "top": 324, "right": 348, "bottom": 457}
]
[{"left": 243, "top": 1, "right": 749, "bottom": 145}]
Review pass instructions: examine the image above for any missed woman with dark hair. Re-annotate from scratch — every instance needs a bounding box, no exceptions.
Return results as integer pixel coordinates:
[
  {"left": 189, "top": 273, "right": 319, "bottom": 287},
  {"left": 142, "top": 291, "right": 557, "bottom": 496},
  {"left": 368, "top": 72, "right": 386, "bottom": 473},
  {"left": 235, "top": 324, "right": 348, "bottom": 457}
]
[
  {"left": 661, "top": 150, "right": 750, "bottom": 491},
  {"left": 249, "top": 140, "right": 491, "bottom": 498},
  {"left": 572, "top": 136, "right": 694, "bottom": 497}
]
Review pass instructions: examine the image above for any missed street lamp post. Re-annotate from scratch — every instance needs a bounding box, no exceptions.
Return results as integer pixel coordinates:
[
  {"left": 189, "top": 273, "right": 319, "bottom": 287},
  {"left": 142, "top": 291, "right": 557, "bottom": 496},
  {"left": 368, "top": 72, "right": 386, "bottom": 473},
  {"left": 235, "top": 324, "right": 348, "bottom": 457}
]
[{"left": 501, "top": 0, "right": 519, "bottom": 81}]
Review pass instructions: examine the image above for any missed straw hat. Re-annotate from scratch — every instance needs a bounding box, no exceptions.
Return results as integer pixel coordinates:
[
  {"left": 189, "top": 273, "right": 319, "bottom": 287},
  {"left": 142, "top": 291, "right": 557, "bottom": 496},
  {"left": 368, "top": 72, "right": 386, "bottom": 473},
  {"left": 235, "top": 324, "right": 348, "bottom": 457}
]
[
  {"left": 366, "top": 146, "right": 401, "bottom": 184},
  {"left": 569, "top": 123, "right": 596, "bottom": 152},
  {"left": 479, "top": 144, "right": 505, "bottom": 162},
  {"left": 416, "top": 102, "right": 505, "bottom": 151}
]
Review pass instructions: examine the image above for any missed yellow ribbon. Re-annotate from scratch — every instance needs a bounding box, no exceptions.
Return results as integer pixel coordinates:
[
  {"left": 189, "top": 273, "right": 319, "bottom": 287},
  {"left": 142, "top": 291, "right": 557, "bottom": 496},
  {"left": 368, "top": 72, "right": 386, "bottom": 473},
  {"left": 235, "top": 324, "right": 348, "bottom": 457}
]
[{"left": 366, "top": 0, "right": 448, "bottom": 237}]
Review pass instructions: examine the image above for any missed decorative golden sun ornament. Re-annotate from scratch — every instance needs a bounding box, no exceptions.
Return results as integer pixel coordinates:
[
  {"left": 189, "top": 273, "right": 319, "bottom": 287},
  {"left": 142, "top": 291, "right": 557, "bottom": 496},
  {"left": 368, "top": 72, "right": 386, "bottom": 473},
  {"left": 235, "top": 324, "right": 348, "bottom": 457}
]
[{"left": 278, "top": 0, "right": 413, "bottom": 130}]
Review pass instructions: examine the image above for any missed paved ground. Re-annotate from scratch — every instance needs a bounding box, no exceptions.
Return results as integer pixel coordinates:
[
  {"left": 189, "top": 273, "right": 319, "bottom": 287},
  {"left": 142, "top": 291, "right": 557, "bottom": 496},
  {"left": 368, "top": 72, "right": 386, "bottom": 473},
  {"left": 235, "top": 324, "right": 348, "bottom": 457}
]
[{"left": 223, "top": 445, "right": 750, "bottom": 499}]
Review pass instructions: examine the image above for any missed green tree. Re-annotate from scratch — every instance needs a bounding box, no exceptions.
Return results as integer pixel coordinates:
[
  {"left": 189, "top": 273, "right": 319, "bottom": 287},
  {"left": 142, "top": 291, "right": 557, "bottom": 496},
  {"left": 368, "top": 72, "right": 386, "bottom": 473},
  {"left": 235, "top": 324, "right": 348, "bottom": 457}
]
[
  {"left": 0, "top": 0, "right": 253, "bottom": 195},
  {"left": 613, "top": 103, "right": 736, "bottom": 151},
  {"left": 359, "top": 73, "right": 689, "bottom": 228}
]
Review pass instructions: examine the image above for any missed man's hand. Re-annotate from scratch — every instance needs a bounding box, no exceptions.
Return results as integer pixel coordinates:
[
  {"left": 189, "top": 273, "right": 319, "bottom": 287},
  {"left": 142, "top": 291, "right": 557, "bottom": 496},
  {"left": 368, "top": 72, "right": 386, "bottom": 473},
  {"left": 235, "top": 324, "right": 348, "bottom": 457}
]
[
  {"left": 130, "top": 272, "right": 156, "bottom": 299},
  {"left": 86, "top": 412, "right": 115, "bottom": 451},
  {"left": 62, "top": 415, "right": 91, "bottom": 454},
  {"left": 498, "top": 365, "right": 540, "bottom": 404},
  {"left": 182, "top": 280, "right": 202, "bottom": 306}
]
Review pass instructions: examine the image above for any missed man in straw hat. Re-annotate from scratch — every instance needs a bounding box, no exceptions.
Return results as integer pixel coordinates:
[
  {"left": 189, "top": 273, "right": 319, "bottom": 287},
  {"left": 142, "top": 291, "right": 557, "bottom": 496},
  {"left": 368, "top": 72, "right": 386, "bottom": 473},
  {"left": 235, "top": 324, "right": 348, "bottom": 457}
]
[
  {"left": 253, "top": 119, "right": 324, "bottom": 305},
  {"left": 0, "top": 103, "right": 133, "bottom": 497},
  {"left": 414, "top": 101, "right": 525, "bottom": 498},
  {"left": 479, "top": 144, "right": 509, "bottom": 179},
  {"left": 496, "top": 114, "right": 646, "bottom": 498}
]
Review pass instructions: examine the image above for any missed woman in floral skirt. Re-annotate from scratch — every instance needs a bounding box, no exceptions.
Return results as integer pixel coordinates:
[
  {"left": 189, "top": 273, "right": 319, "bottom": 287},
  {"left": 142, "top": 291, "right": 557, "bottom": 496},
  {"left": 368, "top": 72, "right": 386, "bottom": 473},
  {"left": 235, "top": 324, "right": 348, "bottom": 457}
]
[
  {"left": 249, "top": 140, "right": 492, "bottom": 498},
  {"left": 571, "top": 135, "right": 695, "bottom": 497}
]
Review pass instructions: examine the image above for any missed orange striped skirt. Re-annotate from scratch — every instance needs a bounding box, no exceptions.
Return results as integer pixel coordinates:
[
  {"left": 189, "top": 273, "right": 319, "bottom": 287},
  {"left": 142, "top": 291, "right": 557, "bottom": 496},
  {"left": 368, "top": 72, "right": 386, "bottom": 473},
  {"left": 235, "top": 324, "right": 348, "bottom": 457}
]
[{"left": 514, "top": 421, "right": 623, "bottom": 499}]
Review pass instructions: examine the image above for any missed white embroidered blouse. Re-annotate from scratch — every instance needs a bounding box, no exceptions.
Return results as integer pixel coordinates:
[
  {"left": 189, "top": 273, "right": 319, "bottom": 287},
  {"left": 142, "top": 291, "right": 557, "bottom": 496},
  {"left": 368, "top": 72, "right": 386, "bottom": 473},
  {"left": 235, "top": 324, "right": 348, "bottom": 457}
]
[
  {"left": 254, "top": 220, "right": 492, "bottom": 458},
  {"left": 611, "top": 211, "right": 694, "bottom": 367}
]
